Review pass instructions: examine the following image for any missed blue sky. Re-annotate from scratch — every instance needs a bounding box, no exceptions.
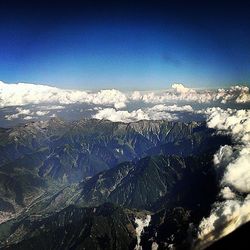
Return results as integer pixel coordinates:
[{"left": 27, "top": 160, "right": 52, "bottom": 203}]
[{"left": 0, "top": 0, "right": 250, "bottom": 90}]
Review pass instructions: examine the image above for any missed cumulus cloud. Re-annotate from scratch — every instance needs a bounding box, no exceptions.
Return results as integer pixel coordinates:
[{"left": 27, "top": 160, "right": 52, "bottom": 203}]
[
  {"left": 5, "top": 107, "right": 32, "bottom": 120},
  {"left": 149, "top": 104, "right": 193, "bottom": 112},
  {"left": 92, "top": 104, "right": 187, "bottom": 122},
  {"left": 93, "top": 108, "right": 149, "bottom": 122},
  {"left": 36, "top": 111, "right": 49, "bottom": 116},
  {"left": 4, "top": 107, "right": 50, "bottom": 120},
  {"left": 216, "top": 86, "right": 250, "bottom": 104},
  {"left": 213, "top": 145, "right": 234, "bottom": 167},
  {"left": 23, "top": 115, "right": 33, "bottom": 120},
  {"left": 220, "top": 187, "right": 236, "bottom": 200},
  {"left": 0, "top": 81, "right": 127, "bottom": 109},
  {"left": 198, "top": 196, "right": 250, "bottom": 248},
  {"left": 4, "top": 113, "right": 19, "bottom": 120},
  {"left": 171, "top": 83, "right": 195, "bottom": 94},
  {"left": 0, "top": 81, "right": 248, "bottom": 115},
  {"left": 129, "top": 84, "right": 250, "bottom": 104},
  {"left": 196, "top": 107, "right": 250, "bottom": 248}
]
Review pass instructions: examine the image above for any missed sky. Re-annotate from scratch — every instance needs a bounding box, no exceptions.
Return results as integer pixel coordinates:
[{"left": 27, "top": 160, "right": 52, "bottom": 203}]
[{"left": 0, "top": 0, "right": 250, "bottom": 90}]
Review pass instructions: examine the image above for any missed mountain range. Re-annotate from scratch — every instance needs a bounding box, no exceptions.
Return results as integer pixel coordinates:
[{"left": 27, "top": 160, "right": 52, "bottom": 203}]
[{"left": 0, "top": 118, "right": 236, "bottom": 249}]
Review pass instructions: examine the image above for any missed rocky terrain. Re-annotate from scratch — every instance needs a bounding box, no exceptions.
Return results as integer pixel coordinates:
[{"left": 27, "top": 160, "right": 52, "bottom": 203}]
[{"left": 0, "top": 118, "right": 236, "bottom": 249}]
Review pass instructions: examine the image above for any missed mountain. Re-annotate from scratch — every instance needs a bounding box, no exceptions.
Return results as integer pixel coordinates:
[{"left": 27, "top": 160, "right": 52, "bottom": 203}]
[
  {"left": 141, "top": 206, "right": 192, "bottom": 249},
  {"left": 76, "top": 153, "right": 218, "bottom": 213},
  {"left": 0, "top": 118, "right": 230, "bottom": 217},
  {"left": 0, "top": 118, "right": 234, "bottom": 249},
  {"left": 0, "top": 153, "right": 221, "bottom": 249},
  {"left": 0, "top": 203, "right": 137, "bottom": 250},
  {"left": 0, "top": 118, "right": 223, "bottom": 183}
]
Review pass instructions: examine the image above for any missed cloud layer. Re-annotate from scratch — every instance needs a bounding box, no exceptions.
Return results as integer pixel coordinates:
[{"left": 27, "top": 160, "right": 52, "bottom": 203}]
[
  {"left": 0, "top": 81, "right": 127, "bottom": 109},
  {"left": 0, "top": 81, "right": 249, "bottom": 112},
  {"left": 92, "top": 104, "right": 193, "bottom": 122},
  {"left": 129, "top": 83, "right": 250, "bottom": 104}
]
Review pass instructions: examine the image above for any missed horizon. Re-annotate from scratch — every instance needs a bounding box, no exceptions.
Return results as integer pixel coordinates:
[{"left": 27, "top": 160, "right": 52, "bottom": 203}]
[{"left": 1, "top": 79, "right": 249, "bottom": 92}]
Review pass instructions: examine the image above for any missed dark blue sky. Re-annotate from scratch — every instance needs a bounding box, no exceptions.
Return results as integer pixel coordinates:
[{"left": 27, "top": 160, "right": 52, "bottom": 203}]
[{"left": 0, "top": 0, "right": 250, "bottom": 89}]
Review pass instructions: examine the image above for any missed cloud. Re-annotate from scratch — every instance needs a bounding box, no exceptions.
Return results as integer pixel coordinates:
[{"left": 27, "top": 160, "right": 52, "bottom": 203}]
[
  {"left": 4, "top": 107, "right": 49, "bottom": 120},
  {"left": 37, "top": 105, "right": 65, "bottom": 110},
  {"left": 149, "top": 104, "right": 193, "bottom": 112},
  {"left": 92, "top": 104, "right": 185, "bottom": 122},
  {"left": 4, "top": 113, "right": 19, "bottom": 120},
  {"left": 0, "top": 81, "right": 249, "bottom": 117},
  {"left": 220, "top": 187, "right": 236, "bottom": 200},
  {"left": 196, "top": 107, "right": 250, "bottom": 248},
  {"left": 206, "top": 107, "right": 250, "bottom": 144},
  {"left": 23, "top": 115, "right": 33, "bottom": 120},
  {"left": 171, "top": 83, "right": 195, "bottom": 94},
  {"left": 36, "top": 111, "right": 50, "bottom": 116},
  {"left": 0, "top": 81, "right": 127, "bottom": 109},
  {"left": 5, "top": 107, "right": 32, "bottom": 120},
  {"left": 129, "top": 84, "right": 250, "bottom": 104},
  {"left": 93, "top": 108, "right": 149, "bottom": 122},
  {"left": 216, "top": 86, "right": 250, "bottom": 104},
  {"left": 135, "top": 215, "right": 151, "bottom": 250},
  {"left": 90, "top": 89, "right": 127, "bottom": 109},
  {"left": 213, "top": 145, "right": 234, "bottom": 168},
  {"left": 198, "top": 196, "right": 250, "bottom": 248}
]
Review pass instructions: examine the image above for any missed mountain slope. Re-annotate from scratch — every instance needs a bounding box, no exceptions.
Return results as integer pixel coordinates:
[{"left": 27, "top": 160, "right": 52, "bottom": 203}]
[
  {"left": 0, "top": 119, "right": 215, "bottom": 183},
  {"left": 0, "top": 118, "right": 234, "bottom": 250},
  {"left": 75, "top": 153, "right": 218, "bottom": 213},
  {"left": 0, "top": 118, "right": 229, "bottom": 216},
  {"left": 1, "top": 203, "right": 137, "bottom": 250}
]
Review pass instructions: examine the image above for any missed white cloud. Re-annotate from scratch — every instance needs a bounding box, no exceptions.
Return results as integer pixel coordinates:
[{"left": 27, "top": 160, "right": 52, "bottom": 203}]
[
  {"left": 197, "top": 107, "right": 250, "bottom": 247},
  {"left": 149, "top": 104, "right": 193, "bottom": 112},
  {"left": 4, "top": 107, "right": 32, "bottom": 120},
  {"left": 90, "top": 89, "right": 127, "bottom": 109},
  {"left": 23, "top": 116, "right": 33, "bottom": 120},
  {"left": 130, "top": 90, "right": 142, "bottom": 101},
  {"left": 0, "top": 81, "right": 249, "bottom": 114},
  {"left": 37, "top": 105, "right": 65, "bottom": 110},
  {"left": 4, "top": 113, "right": 19, "bottom": 120},
  {"left": 135, "top": 215, "right": 151, "bottom": 250},
  {"left": 206, "top": 107, "right": 250, "bottom": 144},
  {"left": 0, "top": 81, "right": 127, "bottom": 109},
  {"left": 93, "top": 108, "right": 150, "bottom": 122},
  {"left": 4, "top": 107, "right": 50, "bottom": 120},
  {"left": 92, "top": 104, "right": 185, "bottom": 122},
  {"left": 222, "top": 147, "right": 250, "bottom": 193},
  {"left": 129, "top": 84, "right": 250, "bottom": 104},
  {"left": 213, "top": 145, "right": 234, "bottom": 166},
  {"left": 220, "top": 187, "right": 236, "bottom": 200},
  {"left": 216, "top": 86, "right": 250, "bottom": 104},
  {"left": 36, "top": 111, "right": 49, "bottom": 116},
  {"left": 15, "top": 107, "right": 32, "bottom": 115},
  {"left": 198, "top": 196, "right": 250, "bottom": 247},
  {"left": 171, "top": 83, "right": 195, "bottom": 94}
]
